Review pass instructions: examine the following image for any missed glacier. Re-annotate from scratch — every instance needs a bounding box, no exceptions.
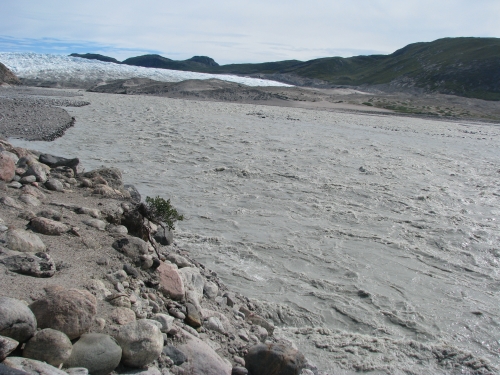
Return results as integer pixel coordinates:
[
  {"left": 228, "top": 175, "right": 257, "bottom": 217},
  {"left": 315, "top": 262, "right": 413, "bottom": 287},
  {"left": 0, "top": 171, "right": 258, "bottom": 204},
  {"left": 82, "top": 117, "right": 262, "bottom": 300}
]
[{"left": 0, "top": 52, "right": 292, "bottom": 87}]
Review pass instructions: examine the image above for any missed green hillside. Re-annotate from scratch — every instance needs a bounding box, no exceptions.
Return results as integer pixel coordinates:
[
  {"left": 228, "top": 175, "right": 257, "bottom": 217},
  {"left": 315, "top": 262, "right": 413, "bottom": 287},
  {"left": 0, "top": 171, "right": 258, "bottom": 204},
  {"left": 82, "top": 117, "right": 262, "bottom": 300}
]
[{"left": 72, "top": 37, "right": 500, "bottom": 100}]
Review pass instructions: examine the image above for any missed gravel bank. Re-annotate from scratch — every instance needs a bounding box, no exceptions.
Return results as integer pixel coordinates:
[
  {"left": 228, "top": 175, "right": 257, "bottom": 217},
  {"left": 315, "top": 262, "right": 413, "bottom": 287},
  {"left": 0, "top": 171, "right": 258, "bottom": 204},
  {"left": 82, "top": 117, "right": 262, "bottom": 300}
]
[{"left": 0, "top": 87, "right": 89, "bottom": 141}]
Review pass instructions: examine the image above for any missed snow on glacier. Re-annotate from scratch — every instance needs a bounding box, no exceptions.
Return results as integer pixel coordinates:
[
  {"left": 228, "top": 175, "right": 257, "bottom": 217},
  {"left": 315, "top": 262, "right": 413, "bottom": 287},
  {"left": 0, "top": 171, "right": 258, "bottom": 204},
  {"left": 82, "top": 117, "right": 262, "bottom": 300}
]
[{"left": 0, "top": 52, "right": 292, "bottom": 87}]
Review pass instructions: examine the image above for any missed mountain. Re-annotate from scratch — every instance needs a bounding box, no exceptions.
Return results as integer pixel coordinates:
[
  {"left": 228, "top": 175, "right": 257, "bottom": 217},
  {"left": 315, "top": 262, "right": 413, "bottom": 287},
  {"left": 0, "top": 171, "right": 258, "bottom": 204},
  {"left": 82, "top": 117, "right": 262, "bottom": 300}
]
[
  {"left": 121, "top": 54, "right": 219, "bottom": 71},
  {"left": 70, "top": 53, "right": 120, "bottom": 64},
  {"left": 72, "top": 37, "right": 500, "bottom": 100},
  {"left": 0, "top": 62, "right": 20, "bottom": 85}
]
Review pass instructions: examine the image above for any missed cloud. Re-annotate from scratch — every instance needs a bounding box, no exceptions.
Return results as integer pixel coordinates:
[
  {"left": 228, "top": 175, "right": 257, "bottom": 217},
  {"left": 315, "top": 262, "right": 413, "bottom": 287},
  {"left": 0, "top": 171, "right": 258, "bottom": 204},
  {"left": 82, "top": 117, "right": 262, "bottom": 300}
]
[{"left": 0, "top": 0, "right": 499, "bottom": 64}]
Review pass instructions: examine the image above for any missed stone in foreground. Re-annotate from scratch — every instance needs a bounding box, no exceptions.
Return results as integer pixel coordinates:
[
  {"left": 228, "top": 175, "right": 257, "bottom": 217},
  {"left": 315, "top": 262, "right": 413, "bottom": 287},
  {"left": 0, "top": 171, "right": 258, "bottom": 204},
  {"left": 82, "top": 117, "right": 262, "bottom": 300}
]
[
  {"left": 113, "top": 319, "right": 163, "bottom": 368},
  {"left": 29, "top": 286, "right": 97, "bottom": 340},
  {"left": 244, "top": 343, "right": 306, "bottom": 375},
  {"left": 3, "top": 357, "right": 67, "bottom": 375},
  {"left": 177, "top": 330, "right": 231, "bottom": 375},
  {"left": 5, "top": 229, "right": 46, "bottom": 253},
  {"left": 22, "top": 328, "right": 72, "bottom": 367},
  {"left": 0, "top": 335, "right": 19, "bottom": 361},
  {"left": 0, "top": 297, "right": 37, "bottom": 343},
  {"left": 65, "top": 333, "right": 122, "bottom": 375}
]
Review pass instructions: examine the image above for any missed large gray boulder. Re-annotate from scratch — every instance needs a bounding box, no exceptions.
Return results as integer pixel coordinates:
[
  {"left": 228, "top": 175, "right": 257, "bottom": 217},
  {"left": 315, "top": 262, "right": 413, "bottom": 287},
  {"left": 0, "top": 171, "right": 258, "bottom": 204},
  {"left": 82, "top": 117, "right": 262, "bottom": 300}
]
[
  {"left": 65, "top": 333, "right": 122, "bottom": 375},
  {"left": 2, "top": 357, "right": 67, "bottom": 375},
  {"left": 23, "top": 328, "right": 72, "bottom": 367},
  {"left": 0, "top": 297, "right": 37, "bottom": 342},
  {"left": 177, "top": 330, "right": 231, "bottom": 375},
  {"left": 29, "top": 286, "right": 97, "bottom": 340},
  {"left": 244, "top": 343, "right": 306, "bottom": 375},
  {"left": 0, "top": 62, "right": 20, "bottom": 85},
  {"left": 113, "top": 320, "right": 163, "bottom": 368}
]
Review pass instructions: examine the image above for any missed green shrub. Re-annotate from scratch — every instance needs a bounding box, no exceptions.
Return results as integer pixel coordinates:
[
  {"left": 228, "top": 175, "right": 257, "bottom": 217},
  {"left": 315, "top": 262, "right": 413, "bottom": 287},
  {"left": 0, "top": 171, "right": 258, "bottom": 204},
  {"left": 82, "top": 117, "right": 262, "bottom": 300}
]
[{"left": 144, "top": 196, "right": 184, "bottom": 230}]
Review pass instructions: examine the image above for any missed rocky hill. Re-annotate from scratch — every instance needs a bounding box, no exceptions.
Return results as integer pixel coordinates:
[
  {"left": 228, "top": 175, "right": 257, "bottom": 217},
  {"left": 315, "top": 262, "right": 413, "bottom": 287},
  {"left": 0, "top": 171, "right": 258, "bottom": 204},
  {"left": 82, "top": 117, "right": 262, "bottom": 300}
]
[
  {"left": 0, "top": 62, "right": 20, "bottom": 86},
  {"left": 73, "top": 37, "right": 500, "bottom": 100}
]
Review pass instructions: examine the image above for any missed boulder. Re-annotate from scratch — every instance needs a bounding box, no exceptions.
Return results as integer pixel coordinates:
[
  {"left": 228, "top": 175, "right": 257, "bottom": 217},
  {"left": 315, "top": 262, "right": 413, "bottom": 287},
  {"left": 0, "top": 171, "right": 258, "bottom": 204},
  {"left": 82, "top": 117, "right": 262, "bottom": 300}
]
[
  {"left": 163, "top": 345, "right": 187, "bottom": 366},
  {"left": 0, "top": 364, "right": 29, "bottom": 375},
  {"left": 29, "top": 286, "right": 97, "bottom": 339},
  {"left": 2, "top": 357, "right": 67, "bottom": 375},
  {"left": 157, "top": 262, "right": 185, "bottom": 301},
  {"left": 151, "top": 313, "right": 174, "bottom": 333},
  {"left": 39, "top": 154, "right": 83, "bottom": 175},
  {"left": 18, "top": 194, "right": 41, "bottom": 207},
  {"left": 65, "top": 333, "right": 122, "bottom": 375},
  {"left": 165, "top": 253, "right": 191, "bottom": 268},
  {"left": 24, "top": 163, "right": 47, "bottom": 183},
  {"left": 22, "top": 328, "right": 72, "bottom": 367},
  {"left": 0, "top": 335, "right": 19, "bottom": 361},
  {"left": 113, "top": 320, "right": 163, "bottom": 368},
  {"left": 179, "top": 267, "right": 204, "bottom": 303},
  {"left": 82, "top": 218, "right": 107, "bottom": 231},
  {"left": 29, "top": 217, "right": 70, "bottom": 235},
  {"left": 110, "top": 307, "right": 136, "bottom": 325},
  {"left": 177, "top": 330, "right": 231, "bottom": 375},
  {"left": 123, "top": 184, "right": 141, "bottom": 204},
  {"left": 44, "top": 178, "right": 64, "bottom": 192},
  {"left": 0, "top": 297, "right": 37, "bottom": 342},
  {"left": 83, "top": 168, "right": 123, "bottom": 189},
  {"left": 0, "top": 251, "right": 56, "bottom": 277},
  {"left": 112, "top": 237, "right": 149, "bottom": 263},
  {"left": 1, "top": 196, "right": 23, "bottom": 209},
  {"left": 5, "top": 229, "right": 46, "bottom": 252},
  {"left": 0, "top": 152, "right": 16, "bottom": 181},
  {"left": 184, "top": 303, "right": 202, "bottom": 328},
  {"left": 247, "top": 314, "right": 275, "bottom": 336},
  {"left": 21, "top": 185, "right": 46, "bottom": 200},
  {"left": 203, "top": 281, "right": 219, "bottom": 299},
  {"left": 244, "top": 343, "right": 306, "bottom": 375},
  {"left": 153, "top": 225, "right": 173, "bottom": 246}
]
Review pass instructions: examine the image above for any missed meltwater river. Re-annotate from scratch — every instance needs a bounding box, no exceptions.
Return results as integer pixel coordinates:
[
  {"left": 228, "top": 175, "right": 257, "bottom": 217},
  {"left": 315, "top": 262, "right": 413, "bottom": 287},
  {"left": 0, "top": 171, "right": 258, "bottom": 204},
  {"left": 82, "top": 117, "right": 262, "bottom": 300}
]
[{"left": 12, "top": 91, "right": 500, "bottom": 374}]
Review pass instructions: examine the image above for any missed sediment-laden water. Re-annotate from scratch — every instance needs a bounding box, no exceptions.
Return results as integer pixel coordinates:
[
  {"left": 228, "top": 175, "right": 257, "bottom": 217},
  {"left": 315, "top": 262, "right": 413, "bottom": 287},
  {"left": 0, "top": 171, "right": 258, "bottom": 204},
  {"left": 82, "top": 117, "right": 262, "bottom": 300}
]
[{"left": 12, "top": 92, "right": 500, "bottom": 374}]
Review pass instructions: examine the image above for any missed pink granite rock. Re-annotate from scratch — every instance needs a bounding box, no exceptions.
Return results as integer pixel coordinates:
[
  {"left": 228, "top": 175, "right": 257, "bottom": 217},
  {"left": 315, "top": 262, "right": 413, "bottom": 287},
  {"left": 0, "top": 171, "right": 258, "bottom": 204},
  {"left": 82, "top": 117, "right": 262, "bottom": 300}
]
[
  {"left": 157, "top": 262, "right": 185, "bottom": 301},
  {"left": 0, "top": 153, "right": 15, "bottom": 182}
]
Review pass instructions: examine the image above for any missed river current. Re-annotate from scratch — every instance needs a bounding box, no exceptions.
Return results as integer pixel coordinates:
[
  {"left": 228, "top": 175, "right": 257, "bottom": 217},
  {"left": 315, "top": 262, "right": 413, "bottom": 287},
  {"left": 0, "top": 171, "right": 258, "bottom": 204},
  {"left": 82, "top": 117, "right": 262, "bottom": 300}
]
[{"left": 12, "top": 92, "right": 500, "bottom": 374}]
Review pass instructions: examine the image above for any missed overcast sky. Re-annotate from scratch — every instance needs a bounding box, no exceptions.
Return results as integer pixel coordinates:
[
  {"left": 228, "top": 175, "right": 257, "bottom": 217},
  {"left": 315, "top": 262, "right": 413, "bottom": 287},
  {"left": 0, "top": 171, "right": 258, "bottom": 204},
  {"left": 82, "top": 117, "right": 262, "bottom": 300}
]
[{"left": 1, "top": 0, "right": 499, "bottom": 64}]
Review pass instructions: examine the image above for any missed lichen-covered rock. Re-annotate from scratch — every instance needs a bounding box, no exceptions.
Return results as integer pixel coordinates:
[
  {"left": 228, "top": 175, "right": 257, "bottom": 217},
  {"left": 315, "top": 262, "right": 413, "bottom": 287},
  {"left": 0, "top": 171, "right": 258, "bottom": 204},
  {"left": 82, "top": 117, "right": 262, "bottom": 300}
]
[
  {"left": 83, "top": 167, "right": 123, "bottom": 189},
  {"left": 65, "top": 333, "right": 122, "bottom": 375},
  {"left": 29, "top": 286, "right": 97, "bottom": 340},
  {"left": 23, "top": 328, "right": 72, "bottom": 367},
  {"left": 0, "top": 297, "right": 37, "bottom": 343},
  {"left": 113, "top": 320, "right": 163, "bottom": 368},
  {"left": 5, "top": 229, "right": 46, "bottom": 253},
  {"left": 244, "top": 343, "right": 306, "bottom": 375}
]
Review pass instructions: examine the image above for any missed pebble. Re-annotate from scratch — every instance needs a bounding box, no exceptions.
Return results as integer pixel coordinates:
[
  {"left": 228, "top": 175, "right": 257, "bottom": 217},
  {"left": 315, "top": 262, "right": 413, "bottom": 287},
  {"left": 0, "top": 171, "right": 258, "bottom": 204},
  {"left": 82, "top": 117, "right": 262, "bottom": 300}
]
[
  {"left": 19, "top": 193, "right": 42, "bottom": 206},
  {"left": 7, "top": 181, "right": 22, "bottom": 189},
  {"left": 45, "top": 178, "right": 64, "bottom": 191},
  {"left": 1, "top": 196, "right": 23, "bottom": 209},
  {"left": 82, "top": 218, "right": 107, "bottom": 230},
  {"left": 29, "top": 217, "right": 70, "bottom": 235},
  {"left": 0, "top": 335, "right": 19, "bottom": 361}
]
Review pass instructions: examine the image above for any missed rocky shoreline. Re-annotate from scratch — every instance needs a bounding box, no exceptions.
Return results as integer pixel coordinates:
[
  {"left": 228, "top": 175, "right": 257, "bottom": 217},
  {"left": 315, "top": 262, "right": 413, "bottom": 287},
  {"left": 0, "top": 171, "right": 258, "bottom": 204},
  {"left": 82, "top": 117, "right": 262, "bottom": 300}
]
[{"left": 0, "top": 139, "right": 315, "bottom": 375}]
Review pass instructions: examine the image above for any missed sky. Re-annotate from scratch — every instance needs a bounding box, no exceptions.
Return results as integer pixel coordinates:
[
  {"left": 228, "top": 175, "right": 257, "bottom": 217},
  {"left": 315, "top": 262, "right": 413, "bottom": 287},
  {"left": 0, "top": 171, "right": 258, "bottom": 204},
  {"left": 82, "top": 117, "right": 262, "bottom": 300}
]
[{"left": 1, "top": 0, "right": 499, "bottom": 65}]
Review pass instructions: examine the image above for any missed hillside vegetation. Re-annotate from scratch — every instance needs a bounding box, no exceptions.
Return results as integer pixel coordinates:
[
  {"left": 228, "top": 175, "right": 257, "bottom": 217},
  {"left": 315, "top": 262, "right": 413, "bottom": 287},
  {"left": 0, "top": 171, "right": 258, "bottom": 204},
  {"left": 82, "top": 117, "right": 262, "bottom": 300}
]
[{"left": 72, "top": 37, "right": 500, "bottom": 100}]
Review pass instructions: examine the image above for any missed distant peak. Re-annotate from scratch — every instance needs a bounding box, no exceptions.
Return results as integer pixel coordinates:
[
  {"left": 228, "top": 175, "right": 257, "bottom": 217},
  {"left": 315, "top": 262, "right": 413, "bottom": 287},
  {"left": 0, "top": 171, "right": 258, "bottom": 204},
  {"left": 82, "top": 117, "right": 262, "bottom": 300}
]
[{"left": 186, "top": 56, "right": 219, "bottom": 67}]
